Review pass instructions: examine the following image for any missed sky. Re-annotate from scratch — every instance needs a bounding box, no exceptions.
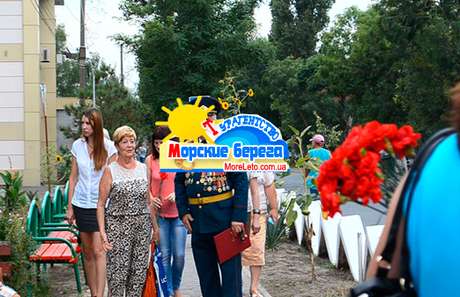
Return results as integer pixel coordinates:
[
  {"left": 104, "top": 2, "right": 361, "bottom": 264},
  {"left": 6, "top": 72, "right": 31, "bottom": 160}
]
[{"left": 55, "top": 0, "right": 373, "bottom": 92}]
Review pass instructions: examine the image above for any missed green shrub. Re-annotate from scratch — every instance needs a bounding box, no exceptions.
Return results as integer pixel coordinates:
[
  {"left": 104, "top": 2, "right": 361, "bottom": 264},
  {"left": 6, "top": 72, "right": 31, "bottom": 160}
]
[
  {"left": 5, "top": 211, "right": 50, "bottom": 296},
  {"left": 0, "top": 171, "right": 27, "bottom": 214},
  {"left": 57, "top": 145, "right": 73, "bottom": 184},
  {"left": 266, "top": 197, "right": 291, "bottom": 250},
  {"left": 0, "top": 171, "right": 49, "bottom": 295}
]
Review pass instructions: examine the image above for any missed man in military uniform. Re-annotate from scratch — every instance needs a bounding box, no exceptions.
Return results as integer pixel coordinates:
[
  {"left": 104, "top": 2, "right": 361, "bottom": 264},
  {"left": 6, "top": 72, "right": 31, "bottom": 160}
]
[{"left": 175, "top": 96, "right": 248, "bottom": 297}]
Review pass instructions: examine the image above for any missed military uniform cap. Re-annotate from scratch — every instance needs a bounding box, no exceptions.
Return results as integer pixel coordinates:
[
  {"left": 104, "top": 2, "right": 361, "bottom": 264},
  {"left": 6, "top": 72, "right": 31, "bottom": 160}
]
[{"left": 188, "top": 95, "right": 222, "bottom": 114}]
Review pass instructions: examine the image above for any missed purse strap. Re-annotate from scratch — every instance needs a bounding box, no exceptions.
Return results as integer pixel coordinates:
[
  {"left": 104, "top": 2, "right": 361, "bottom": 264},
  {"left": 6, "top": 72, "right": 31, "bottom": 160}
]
[{"left": 379, "top": 128, "right": 456, "bottom": 282}]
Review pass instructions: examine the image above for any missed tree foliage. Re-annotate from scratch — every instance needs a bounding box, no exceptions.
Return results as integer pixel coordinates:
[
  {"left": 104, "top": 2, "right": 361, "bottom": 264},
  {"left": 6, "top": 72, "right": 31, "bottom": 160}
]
[
  {"left": 56, "top": 24, "right": 79, "bottom": 97},
  {"left": 120, "top": 0, "right": 261, "bottom": 121},
  {"left": 59, "top": 59, "right": 154, "bottom": 143},
  {"left": 270, "top": 0, "right": 335, "bottom": 58},
  {"left": 119, "top": 0, "right": 460, "bottom": 141},
  {"left": 316, "top": 2, "right": 460, "bottom": 137},
  {"left": 225, "top": 38, "right": 280, "bottom": 125},
  {"left": 56, "top": 26, "right": 153, "bottom": 143},
  {"left": 263, "top": 55, "right": 342, "bottom": 134},
  {"left": 267, "top": 2, "right": 460, "bottom": 139}
]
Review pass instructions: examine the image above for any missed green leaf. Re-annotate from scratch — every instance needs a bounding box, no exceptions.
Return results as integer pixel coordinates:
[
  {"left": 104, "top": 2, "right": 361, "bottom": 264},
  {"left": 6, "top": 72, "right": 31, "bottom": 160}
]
[
  {"left": 296, "top": 136, "right": 302, "bottom": 146},
  {"left": 300, "top": 125, "right": 312, "bottom": 138},
  {"left": 385, "top": 138, "right": 396, "bottom": 158},
  {"left": 286, "top": 209, "right": 298, "bottom": 227},
  {"left": 305, "top": 195, "right": 314, "bottom": 208},
  {"left": 288, "top": 125, "right": 300, "bottom": 136},
  {"left": 339, "top": 194, "right": 350, "bottom": 204},
  {"left": 295, "top": 156, "right": 310, "bottom": 168},
  {"left": 406, "top": 147, "right": 416, "bottom": 158}
]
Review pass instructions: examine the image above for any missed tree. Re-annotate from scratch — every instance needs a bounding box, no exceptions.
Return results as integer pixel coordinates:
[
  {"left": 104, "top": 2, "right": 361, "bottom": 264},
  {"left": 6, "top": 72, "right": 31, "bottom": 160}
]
[
  {"left": 262, "top": 55, "right": 342, "bottom": 134},
  {"left": 120, "top": 0, "right": 260, "bottom": 120},
  {"left": 56, "top": 25, "right": 79, "bottom": 97},
  {"left": 270, "top": 0, "right": 335, "bottom": 58},
  {"left": 225, "top": 38, "right": 281, "bottom": 126},
  {"left": 56, "top": 25, "right": 153, "bottom": 142},
  {"left": 60, "top": 56, "right": 154, "bottom": 143},
  {"left": 96, "top": 76, "right": 154, "bottom": 142},
  {"left": 310, "top": 2, "right": 460, "bottom": 137},
  {"left": 316, "top": 7, "right": 372, "bottom": 133},
  {"left": 374, "top": 0, "right": 460, "bottom": 136}
]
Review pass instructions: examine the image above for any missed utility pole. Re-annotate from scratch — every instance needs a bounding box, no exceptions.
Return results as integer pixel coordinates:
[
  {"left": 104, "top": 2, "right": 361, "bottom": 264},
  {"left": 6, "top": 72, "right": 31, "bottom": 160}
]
[
  {"left": 92, "top": 68, "right": 96, "bottom": 107},
  {"left": 120, "top": 44, "right": 124, "bottom": 87},
  {"left": 79, "top": 0, "right": 86, "bottom": 105}
]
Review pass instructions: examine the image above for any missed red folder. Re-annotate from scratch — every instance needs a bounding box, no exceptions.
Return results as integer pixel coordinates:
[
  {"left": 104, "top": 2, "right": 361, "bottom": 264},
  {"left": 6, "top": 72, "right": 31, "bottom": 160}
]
[{"left": 213, "top": 226, "right": 251, "bottom": 264}]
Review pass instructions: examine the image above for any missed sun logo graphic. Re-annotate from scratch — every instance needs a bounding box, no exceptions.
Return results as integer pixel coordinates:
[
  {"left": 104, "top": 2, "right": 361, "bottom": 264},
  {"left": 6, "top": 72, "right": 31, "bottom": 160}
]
[{"left": 155, "top": 96, "right": 218, "bottom": 143}]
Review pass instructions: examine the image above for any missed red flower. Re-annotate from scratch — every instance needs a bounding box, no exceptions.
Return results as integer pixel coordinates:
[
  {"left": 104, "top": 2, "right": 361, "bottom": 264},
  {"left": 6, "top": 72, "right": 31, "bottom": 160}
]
[
  {"left": 392, "top": 125, "right": 421, "bottom": 158},
  {"left": 160, "top": 172, "right": 168, "bottom": 180},
  {"left": 317, "top": 121, "right": 421, "bottom": 217}
]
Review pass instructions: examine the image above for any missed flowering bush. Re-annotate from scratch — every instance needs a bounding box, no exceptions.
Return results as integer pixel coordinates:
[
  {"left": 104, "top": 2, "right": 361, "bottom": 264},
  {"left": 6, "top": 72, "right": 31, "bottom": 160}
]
[
  {"left": 218, "top": 74, "right": 254, "bottom": 116},
  {"left": 317, "top": 121, "right": 421, "bottom": 217}
]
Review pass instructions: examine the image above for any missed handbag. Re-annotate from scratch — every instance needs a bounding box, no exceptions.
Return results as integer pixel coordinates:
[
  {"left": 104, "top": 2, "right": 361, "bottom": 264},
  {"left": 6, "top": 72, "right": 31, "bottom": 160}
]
[
  {"left": 350, "top": 128, "right": 456, "bottom": 297},
  {"left": 142, "top": 242, "right": 158, "bottom": 297},
  {"left": 153, "top": 245, "right": 171, "bottom": 297}
]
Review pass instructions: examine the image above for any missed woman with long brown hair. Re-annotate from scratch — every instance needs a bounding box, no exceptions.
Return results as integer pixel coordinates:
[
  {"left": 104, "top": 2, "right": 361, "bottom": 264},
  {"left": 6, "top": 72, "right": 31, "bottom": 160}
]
[{"left": 66, "top": 108, "right": 117, "bottom": 297}]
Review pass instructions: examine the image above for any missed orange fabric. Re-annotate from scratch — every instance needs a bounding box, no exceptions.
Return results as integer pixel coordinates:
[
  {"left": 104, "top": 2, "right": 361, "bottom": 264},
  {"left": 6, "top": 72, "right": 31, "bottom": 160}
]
[{"left": 143, "top": 243, "right": 157, "bottom": 297}]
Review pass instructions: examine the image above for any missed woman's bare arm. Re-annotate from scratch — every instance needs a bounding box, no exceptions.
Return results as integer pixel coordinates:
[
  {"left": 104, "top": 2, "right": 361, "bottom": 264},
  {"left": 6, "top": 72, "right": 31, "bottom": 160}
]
[
  {"left": 97, "top": 168, "right": 112, "bottom": 246},
  {"left": 367, "top": 174, "right": 408, "bottom": 278},
  {"left": 66, "top": 157, "right": 79, "bottom": 224},
  {"left": 145, "top": 155, "right": 159, "bottom": 241}
]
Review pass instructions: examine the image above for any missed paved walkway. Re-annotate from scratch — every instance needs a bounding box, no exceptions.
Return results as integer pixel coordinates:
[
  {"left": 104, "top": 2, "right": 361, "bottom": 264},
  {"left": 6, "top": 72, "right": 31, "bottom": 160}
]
[
  {"left": 27, "top": 185, "right": 271, "bottom": 296},
  {"left": 49, "top": 234, "right": 271, "bottom": 297},
  {"left": 181, "top": 235, "right": 271, "bottom": 297}
]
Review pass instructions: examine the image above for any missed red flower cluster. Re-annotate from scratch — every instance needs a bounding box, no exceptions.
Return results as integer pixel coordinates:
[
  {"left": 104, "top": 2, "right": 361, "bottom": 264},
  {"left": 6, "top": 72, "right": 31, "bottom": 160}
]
[{"left": 317, "top": 121, "right": 421, "bottom": 217}]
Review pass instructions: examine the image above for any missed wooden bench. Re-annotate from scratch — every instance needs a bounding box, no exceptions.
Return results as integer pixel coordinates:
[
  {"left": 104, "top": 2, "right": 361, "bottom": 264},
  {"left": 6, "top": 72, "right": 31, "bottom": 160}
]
[
  {"left": 26, "top": 199, "right": 82, "bottom": 293},
  {"left": 46, "top": 231, "right": 79, "bottom": 244},
  {"left": 29, "top": 242, "right": 80, "bottom": 263}
]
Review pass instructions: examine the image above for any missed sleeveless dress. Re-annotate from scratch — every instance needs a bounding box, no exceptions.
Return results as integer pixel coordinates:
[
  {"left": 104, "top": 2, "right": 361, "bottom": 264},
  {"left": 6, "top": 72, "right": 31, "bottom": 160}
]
[{"left": 105, "top": 161, "right": 152, "bottom": 297}]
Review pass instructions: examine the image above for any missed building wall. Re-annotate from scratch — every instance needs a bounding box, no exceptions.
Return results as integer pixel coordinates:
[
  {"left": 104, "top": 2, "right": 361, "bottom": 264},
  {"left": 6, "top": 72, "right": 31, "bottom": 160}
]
[
  {"left": 0, "top": 0, "right": 57, "bottom": 186},
  {"left": 39, "top": 0, "right": 57, "bottom": 185},
  {"left": 0, "top": 0, "right": 26, "bottom": 172},
  {"left": 39, "top": 0, "right": 57, "bottom": 146},
  {"left": 23, "top": 0, "right": 41, "bottom": 185}
]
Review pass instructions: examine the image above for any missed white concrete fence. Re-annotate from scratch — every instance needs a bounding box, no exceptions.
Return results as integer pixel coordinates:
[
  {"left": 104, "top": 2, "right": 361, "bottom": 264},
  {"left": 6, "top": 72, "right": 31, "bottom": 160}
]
[{"left": 275, "top": 189, "right": 385, "bottom": 282}]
